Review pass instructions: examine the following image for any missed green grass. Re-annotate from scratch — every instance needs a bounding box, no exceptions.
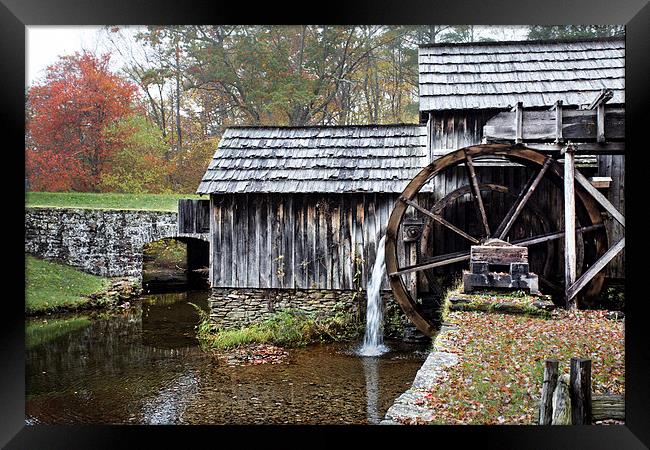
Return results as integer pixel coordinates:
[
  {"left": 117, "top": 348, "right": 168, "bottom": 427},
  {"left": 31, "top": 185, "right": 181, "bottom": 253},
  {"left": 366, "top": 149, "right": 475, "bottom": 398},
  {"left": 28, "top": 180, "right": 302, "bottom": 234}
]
[
  {"left": 26, "top": 192, "right": 204, "bottom": 212},
  {"left": 192, "top": 307, "right": 363, "bottom": 350},
  {"left": 26, "top": 255, "right": 110, "bottom": 314},
  {"left": 26, "top": 316, "right": 91, "bottom": 350}
]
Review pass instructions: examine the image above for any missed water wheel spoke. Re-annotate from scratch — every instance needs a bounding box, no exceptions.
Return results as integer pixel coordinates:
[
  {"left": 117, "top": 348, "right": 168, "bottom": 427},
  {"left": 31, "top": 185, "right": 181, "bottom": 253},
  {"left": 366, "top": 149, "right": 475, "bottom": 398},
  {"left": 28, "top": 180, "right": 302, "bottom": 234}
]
[
  {"left": 389, "top": 250, "right": 470, "bottom": 277},
  {"left": 464, "top": 152, "right": 491, "bottom": 237},
  {"left": 512, "top": 224, "right": 604, "bottom": 247},
  {"left": 494, "top": 157, "right": 553, "bottom": 240},
  {"left": 401, "top": 197, "right": 479, "bottom": 244}
]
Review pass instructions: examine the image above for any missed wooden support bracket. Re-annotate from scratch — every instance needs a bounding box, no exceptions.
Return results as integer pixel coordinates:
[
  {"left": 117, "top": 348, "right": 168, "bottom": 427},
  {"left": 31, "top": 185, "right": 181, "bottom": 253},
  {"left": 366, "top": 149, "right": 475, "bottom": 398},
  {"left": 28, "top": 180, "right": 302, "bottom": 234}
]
[
  {"left": 574, "top": 170, "right": 625, "bottom": 227},
  {"left": 589, "top": 89, "right": 612, "bottom": 144},
  {"left": 567, "top": 238, "right": 625, "bottom": 301}
]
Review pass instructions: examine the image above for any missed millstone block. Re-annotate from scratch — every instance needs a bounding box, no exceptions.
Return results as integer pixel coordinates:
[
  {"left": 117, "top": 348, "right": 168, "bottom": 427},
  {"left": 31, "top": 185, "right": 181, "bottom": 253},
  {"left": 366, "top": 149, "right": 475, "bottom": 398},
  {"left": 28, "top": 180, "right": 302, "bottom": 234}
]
[{"left": 463, "top": 239, "right": 540, "bottom": 295}]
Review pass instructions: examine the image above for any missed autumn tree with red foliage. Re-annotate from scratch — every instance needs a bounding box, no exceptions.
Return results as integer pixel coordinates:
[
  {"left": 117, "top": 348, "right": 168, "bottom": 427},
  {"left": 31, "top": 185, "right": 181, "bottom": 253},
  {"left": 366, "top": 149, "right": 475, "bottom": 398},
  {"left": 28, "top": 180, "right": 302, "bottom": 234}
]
[{"left": 26, "top": 52, "right": 139, "bottom": 191}]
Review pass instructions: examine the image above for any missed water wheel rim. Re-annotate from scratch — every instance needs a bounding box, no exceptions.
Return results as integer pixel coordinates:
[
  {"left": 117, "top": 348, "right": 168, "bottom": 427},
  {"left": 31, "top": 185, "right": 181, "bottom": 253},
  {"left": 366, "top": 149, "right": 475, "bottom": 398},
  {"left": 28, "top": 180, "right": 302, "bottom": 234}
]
[{"left": 384, "top": 144, "right": 607, "bottom": 338}]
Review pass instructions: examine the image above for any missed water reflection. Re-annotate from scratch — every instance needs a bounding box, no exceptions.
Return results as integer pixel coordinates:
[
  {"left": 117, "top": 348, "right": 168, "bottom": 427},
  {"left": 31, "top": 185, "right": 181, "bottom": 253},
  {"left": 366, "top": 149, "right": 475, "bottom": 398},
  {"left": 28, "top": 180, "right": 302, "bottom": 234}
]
[
  {"left": 26, "top": 291, "right": 427, "bottom": 424},
  {"left": 361, "top": 356, "right": 381, "bottom": 423}
]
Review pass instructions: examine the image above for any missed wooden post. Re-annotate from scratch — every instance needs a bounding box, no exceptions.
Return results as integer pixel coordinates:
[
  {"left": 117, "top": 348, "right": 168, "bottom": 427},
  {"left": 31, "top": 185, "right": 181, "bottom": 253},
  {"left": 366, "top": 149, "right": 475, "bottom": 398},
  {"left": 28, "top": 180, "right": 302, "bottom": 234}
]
[
  {"left": 427, "top": 112, "right": 433, "bottom": 163},
  {"left": 570, "top": 358, "right": 592, "bottom": 425},
  {"left": 597, "top": 102, "right": 606, "bottom": 143},
  {"left": 539, "top": 359, "right": 559, "bottom": 425},
  {"left": 514, "top": 101, "right": 523, "bottom": 144},
  {"left": 554, "top": 100, "right": 564, "bottom": 144},
  {"left": 563, "top": 146, "right": 577, "bottom": 309}
]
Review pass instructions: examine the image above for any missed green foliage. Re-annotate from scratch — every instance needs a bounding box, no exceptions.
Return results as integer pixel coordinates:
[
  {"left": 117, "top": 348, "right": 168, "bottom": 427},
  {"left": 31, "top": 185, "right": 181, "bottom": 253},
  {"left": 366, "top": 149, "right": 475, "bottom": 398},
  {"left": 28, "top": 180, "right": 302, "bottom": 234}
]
[
  {"left": 595, "top": 284, "right": 625, "bottom": 311},
  {"left": 25, "top": 256, "right": 109, "bottom": 314},
  {"left": 169, "top": 138, "right": 219, "bottom": 193},
  {"left": 527, "top": 25, "right": 624, "bottom": 40},
  {"left": 144, "top": 238, "right": 187, "bottom": 269},
  {"left": 26, "top": 192, "right": 202, "bottom": 211},
  {"left": 100, "top": 115, "right": 172, "bottom": 194},
  {"left": 194, "top": 308, "right": 363, "bottom": 350},
  {"left": 383, "top": 299, "right": 406, "bottom": 338}
]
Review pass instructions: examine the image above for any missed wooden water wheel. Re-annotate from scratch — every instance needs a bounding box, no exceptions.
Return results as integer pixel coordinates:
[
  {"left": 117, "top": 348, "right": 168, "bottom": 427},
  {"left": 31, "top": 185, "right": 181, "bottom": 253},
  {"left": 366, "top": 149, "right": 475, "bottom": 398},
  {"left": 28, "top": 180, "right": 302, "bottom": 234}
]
[{"left": 385, "top": 144, "right": 608, "bottom": 337}]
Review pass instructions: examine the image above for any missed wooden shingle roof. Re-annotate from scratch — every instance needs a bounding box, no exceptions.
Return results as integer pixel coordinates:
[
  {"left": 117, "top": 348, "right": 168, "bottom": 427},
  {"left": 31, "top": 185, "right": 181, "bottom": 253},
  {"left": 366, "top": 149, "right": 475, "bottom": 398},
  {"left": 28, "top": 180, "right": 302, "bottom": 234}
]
[
  {"left": 419, "top": 37, "right": 625, "bottom": 113},
  {"left": 197, "top": 125, "right": 427, "bottom": 194}
]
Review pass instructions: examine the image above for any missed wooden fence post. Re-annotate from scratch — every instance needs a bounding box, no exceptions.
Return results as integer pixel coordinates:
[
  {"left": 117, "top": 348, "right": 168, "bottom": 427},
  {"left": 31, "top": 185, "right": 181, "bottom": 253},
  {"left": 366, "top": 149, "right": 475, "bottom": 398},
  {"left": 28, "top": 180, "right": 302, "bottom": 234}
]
[
  {"left": 570, "top": 357, "right": 592, "bottom": 424},
  {"left": 539, "top": 359, "right": 559, "bottom": 424}
]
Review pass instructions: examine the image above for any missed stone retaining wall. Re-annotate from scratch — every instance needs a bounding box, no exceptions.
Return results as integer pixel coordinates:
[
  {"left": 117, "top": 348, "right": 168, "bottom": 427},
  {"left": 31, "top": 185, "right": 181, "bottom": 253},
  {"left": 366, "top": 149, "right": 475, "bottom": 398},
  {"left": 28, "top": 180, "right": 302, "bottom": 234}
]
[
  {"left": 25, "top": 207, "right": 207, "bottom": 279},
  {"left": 209, "top": 287, "right": 400, "bottom": 329},
  {"left": 381, "top": 323, "right": 459, "bottom": 424}
]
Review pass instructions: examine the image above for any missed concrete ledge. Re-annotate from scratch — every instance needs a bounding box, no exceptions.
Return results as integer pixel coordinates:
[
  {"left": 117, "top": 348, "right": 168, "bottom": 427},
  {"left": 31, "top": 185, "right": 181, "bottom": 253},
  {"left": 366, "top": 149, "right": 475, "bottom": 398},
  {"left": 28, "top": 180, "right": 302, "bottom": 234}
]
[{"left": 381, "top": 325, "right": 459, "bottom": 425}]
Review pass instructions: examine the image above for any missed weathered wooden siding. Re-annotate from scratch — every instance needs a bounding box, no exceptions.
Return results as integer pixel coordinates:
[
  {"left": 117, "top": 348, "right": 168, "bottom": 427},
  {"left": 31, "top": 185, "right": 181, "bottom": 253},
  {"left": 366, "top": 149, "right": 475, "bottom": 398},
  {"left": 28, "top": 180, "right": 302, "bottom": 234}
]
[
  {"left": 210, "top": 193, "right": 398, "bottom": 290},
  {"left": 178, "top": 199, "right": 210, "bottom": 234}
]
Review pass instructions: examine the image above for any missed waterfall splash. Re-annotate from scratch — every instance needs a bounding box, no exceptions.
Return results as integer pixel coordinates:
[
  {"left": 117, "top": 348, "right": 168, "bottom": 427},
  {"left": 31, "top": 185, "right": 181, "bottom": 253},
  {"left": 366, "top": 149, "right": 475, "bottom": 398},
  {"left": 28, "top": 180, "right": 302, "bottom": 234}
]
[{"left": 358, "top": 235, "right": 389, "bottom": 357}]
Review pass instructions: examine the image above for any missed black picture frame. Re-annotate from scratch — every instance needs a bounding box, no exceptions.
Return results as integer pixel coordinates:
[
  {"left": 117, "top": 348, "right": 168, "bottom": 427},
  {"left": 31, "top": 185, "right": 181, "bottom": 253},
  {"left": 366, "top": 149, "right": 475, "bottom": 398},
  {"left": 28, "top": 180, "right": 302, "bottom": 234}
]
[{"left": 2, "top": 0, "right": 648, "bottom": 447}]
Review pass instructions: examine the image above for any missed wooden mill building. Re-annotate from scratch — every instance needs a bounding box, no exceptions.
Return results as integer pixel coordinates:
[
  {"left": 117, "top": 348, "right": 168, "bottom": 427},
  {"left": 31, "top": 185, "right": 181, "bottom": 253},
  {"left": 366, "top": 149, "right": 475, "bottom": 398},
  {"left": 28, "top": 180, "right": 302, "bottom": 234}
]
[{"left": 196, "top": 37, "right": 625, "bottom": 328}]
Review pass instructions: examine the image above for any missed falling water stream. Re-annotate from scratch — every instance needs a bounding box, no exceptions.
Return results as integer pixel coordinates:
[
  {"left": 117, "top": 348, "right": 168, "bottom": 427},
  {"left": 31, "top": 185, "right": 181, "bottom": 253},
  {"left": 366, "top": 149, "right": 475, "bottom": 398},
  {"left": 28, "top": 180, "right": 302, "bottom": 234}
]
[{"left": 358, "top": 235, "right": 389, "bottom": 357}]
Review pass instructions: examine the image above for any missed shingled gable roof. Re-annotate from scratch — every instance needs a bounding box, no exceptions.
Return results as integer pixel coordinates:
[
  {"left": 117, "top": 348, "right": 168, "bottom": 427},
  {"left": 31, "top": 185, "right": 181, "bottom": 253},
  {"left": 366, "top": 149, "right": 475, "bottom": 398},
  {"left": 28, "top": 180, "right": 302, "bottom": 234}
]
[
  {"left": 197, "top": 124, "right": 427, "bottom": 194},
  {"left": 418, "top": 37, "right": 625, "bottom": 115}
]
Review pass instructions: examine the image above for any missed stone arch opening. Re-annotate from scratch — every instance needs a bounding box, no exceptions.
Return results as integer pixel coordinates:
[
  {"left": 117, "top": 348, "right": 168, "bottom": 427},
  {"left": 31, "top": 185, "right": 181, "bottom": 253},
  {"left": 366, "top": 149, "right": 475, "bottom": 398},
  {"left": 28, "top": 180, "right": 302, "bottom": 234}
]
[{"left": 142, "top": 237, "right": 209, "bottom": 293}]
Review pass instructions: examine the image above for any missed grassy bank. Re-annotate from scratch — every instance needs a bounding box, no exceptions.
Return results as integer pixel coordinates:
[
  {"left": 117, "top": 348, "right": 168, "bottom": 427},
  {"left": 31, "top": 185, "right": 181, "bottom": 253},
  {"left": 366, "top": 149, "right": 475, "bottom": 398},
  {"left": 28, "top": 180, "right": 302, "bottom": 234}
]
[
  {"left": 194, "top": 308, "right": 363, "bottom": 350},
  {"left": 26, "top": 256, "right": 109, "bottom": 314},
  {"left": 26, "top": 256, "right": 139, "bottom": 315},
  {"left": 26, "top": 192, "right": 203, "bottom": 212},
  {"left": 414, "top": 306, "right": 624, "bottom": 425}
]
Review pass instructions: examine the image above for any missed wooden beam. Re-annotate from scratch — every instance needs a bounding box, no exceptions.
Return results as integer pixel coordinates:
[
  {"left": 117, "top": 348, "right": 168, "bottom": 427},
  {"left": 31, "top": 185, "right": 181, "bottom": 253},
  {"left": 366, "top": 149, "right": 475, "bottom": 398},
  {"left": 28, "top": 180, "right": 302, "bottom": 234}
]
[
  {"left": 401, "top": 197, "right": 479, "bottom": 244},
  {"left": 570, "top": 358, "right": 592, "bottom": 425},
  {"left": 511, "top": 224, "right": 604, "bottom": 247},
  {"left": 389, "top": 252, "right": 470, "bottom": 277},
  {"left": 587, "top": 89, "right": 613, "bottom": 110},
  {"left": 592, "top": 395, "right": 625, "bottom": 421},
  {"left": 483, "top": 107, "right": 624, "bottom": 143},
  {"left": 464, "top": 152, "right": 491, "bottom": 237},
  {"left": 567, "top": 237, "right": 625, "bottom": 300},
  {"left": 574, "top": 170, "right": 625, "bottom": 227},
  {"left": 564, "top": 147, "right": 577, "bottom": 309},
  {"left": 524, "top": 142, "right": 624, "bottom": 154},
  {"left": 495, "top": 157, "right": 552, "bottom": 240}
]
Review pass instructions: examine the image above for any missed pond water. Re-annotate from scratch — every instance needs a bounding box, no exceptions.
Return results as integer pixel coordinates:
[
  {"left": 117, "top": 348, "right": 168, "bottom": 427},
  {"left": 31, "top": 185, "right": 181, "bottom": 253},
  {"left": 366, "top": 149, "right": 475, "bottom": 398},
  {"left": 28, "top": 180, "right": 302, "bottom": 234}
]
[{"left": 25, "top": 291, "right": 428, "bottom": 425}]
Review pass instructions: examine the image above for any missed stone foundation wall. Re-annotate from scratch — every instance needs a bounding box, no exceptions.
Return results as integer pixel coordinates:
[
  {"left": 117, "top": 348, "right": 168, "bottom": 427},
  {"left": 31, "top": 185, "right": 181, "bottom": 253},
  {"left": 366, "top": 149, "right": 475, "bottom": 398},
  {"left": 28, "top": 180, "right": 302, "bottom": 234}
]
[
  {"left": 25, "top": 207, "right": 207, "bottom": 279},
  {"left": 209, "top": 287, "right": 403, "bottom": 330}
]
